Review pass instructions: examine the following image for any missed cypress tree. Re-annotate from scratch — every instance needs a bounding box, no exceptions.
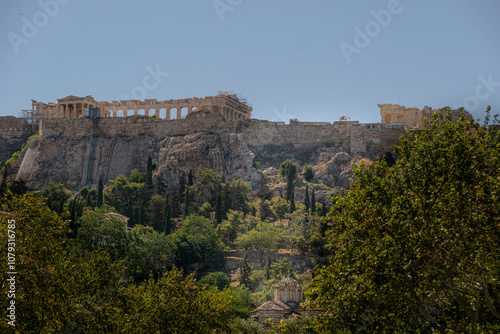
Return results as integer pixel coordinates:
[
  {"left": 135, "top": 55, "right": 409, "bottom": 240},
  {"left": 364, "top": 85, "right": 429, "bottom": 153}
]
[
  {"left": 164, "top": 197, "right": 171, "bottom": 235},
  {"left": 321, "top": 199, "right": 327, "bottom": 217},
  {"left": 86, "top": 191, "right": 92, "bottom": 208},
  {"left": 58, "top": 198, "right": 65, "bottom": 215},
  {"left": 126, "top": 196, "right": 133, "bottom": 223},
  {"left": 285, "top": 166, "right": 294, "bottom": 201},
  {"left": 178, "top": 174, "right": 186, "bottom": 203},
  {"left": 68, "top": 199, "right": 76, "bottom": 238},
  {"left": 188, "top": 169, "right": 194, "bottom": 186},
  {"left": 265, "top": 255, "right": 271, "bottom": 281},
  {"left": 304, "top": 184, "right": 310, "bottom": 213},
  {"left": 139, "top": 199, "right": 146, "bottom": 226},
  {"left": 290, "top": 189, "right": 295, "bottom": 213},
  {"left": 0, "top": 165, "right": 7, "bottom": 201},
  {"left": 215, "top": 191, "right": 222, "bottom": 226},
  {"left": 311, "top": 189, "right": 316, "bottom": 215},
  {"left": 166, "top": 205, "right": 172, "bottom": 234},
  {"left": 97, "top": 177, "right": 104, "bottom": 208},
  {"left": 184, "top": 188, "right": 189, "bottom": 217},
  {"left": 239, "top": 253, "right": 252, "bottom": 288},
  {"left": 77, "top": 200, "right": 84, "bottom": 218}
]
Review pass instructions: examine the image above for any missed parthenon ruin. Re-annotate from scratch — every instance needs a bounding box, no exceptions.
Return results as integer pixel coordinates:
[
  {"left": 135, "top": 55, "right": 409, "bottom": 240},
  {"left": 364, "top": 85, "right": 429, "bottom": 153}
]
[{"left": 26, "top": 92, "right": 253, "bottom": 123}]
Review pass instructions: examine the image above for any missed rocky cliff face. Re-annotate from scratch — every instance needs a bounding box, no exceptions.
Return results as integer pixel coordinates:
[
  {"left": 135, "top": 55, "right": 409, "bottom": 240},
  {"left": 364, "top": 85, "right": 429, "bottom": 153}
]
[{"left": 12, "top": 113, "right": 402, "bottom": 193}]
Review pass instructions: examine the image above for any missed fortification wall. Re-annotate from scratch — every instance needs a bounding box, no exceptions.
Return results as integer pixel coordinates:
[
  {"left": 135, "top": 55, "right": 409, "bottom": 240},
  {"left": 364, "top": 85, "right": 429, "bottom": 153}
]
[
  {"left": 39, "top": 110, "right": 236, "bottom": 138},
  {"left": 0, "top": 116, "right": 35, "bottom": 163},
  {"left": 38, "top": 112, "right": 404, "bottom": 157},
  {"left": 0, "top": 116, "right": 33, "bottom": 139}
]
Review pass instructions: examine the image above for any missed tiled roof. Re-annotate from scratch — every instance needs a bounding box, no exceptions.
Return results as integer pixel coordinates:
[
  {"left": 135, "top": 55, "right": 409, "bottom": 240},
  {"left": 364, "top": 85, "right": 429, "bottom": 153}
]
[{"left": 253, "top": 300, "right": 291, "bottom": 312}]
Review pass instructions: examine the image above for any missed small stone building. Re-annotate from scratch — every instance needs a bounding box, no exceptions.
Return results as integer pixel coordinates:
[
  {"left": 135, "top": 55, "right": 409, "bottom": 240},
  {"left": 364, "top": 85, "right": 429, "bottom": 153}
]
[{"left": 251, "top": 277, "right": 324, "bottom": 324}]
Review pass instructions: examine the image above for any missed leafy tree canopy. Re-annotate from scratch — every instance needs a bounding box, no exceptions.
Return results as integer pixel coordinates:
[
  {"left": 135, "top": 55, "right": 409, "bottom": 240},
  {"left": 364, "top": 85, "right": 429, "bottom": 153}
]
[{"left": 306, "top": 110, "right": 500, "bottom": 333}]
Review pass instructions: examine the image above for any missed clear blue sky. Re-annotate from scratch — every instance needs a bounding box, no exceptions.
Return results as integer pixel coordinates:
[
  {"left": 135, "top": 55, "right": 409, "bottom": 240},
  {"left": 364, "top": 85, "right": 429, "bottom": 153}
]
[{"left": 1, "top": 0, "right": 499, "bottom": 123}]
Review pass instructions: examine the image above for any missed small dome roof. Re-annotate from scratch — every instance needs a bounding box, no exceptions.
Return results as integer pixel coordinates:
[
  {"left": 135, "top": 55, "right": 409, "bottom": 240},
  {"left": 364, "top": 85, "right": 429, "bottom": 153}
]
[{"left": 275, "top": 277, "right": 301, "bottom": 290}]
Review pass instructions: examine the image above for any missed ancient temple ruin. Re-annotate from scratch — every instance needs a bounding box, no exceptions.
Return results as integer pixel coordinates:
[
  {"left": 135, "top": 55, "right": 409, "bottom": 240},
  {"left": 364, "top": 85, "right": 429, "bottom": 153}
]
[
  {"left": 25, "top": 92, "right": 252, "bottom": 123},
  {"left": 379, "top": 104, "right": 472, "bottom": 129}
]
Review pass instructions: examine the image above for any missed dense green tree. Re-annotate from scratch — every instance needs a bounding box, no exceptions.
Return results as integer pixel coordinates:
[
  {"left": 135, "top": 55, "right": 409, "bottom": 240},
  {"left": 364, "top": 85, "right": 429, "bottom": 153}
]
[
  {"left": 198, "top": 272, "right": 230, "bottom": 290},
  {"left": 306, "top": 111, "right": 500, "bottom": 333},
  {"left": 147, "top": 195, "right": 166, "bottom": 232},
  {"left": 239, "top": 253, "right": 253, "bottom": 288},
  {"left": 40, "top": 182, "right": 71, "bottom": 212},
  {"left": 164, "top": 196, "right": 171, "bottom": 234},
  {"left": 302, "top": 163, "right": 314, "bottom": 181},
  {"left": 257, "top": 198, "right": 274, "bottom": 221},
  {"left": 175, "top": 215, "right": 224, "bottom": 270},
  {"left": 128, "top": 169, "right": 147, "bottom": 183},
  {"left": 184, "top": 187, "right": 190, "bottom": 217},
  {"left": 225, "top": 179, "right": 251, "bottom": 214},
  {"left": 75, "top": 207, "right": 129, "bottom": 260},
  {"left": 279, "top": 159, "right": 297, "bottom": 179},
  {"left": 271, "top": 195, "right": 288, "bottom": 220},
  {"left": 215, "top": 191, "right": 223, "bottom": 225},
  {"left": 9, "top": 179, "right": 29, "bottom": 195},
  {"left": 235, "top": 221, "right": 284, "bottom": 256},
  {"left": 79, "top": 185, "right": 89, "bottom": 200},
  {"left": 289, "top": 189, "right": 295, "bottom": 213},
  {"left": 128, "top": 268, "right": 233, "bottom": 333},
  {"left": 191, "top": 168, "right": 224, "bottom": 207},
  {"left": 217, "top": 209, "right": 244, "bottom": 245}
]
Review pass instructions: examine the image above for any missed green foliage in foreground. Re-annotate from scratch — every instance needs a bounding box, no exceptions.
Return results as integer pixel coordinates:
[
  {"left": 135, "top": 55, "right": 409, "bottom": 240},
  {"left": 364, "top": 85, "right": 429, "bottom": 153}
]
[
  {"left": 306, "top": 110, "right": 500, "bottom": 333},
  {"left": 0, "top": 193, "right": 237, "bottom": 333}
]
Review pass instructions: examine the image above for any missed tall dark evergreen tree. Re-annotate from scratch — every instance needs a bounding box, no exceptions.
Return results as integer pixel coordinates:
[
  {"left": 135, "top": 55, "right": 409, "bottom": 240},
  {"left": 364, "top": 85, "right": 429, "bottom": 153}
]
[
  {"left": 126, "top": 196, "right": 133, "bottom": 224},
  {"left": 58, "top": 198, "right": 65, "bottom": 215},
  {"left": 285, "top": 166, "right": 295, "bottom": 201},
  {"left": 139, "top": 199, "right": 146, "bottom": 226},
  {"left": 184, "top": 188, "right": 189, "bottom": 217},
  {"left": 178, "top": 174, "right": 186, "bottom": 204},
  {"left": 215, "top": 192, "right": 222, "bottom": 225},
  {"left": 97, "top": 177, "right": 104, "bottom": 208},
  {"left": 311, "top": 189, "right": 316, "bottom": 215},
  {"left": 0, "top": 165, "right": 8, "bottom": 202},
  {"left": 290, "top": 189, "right": 295, "bottom": 213},
  {"left": 265, "top": 255, "right": 271, "bottom": 281},
  {"left": 239, "top": 253, "right": 252, "bottom": 288},
  {"left": 164, "top": 197, "right": 171, "bottom": 235},
  {"left": 188, "top": 169, "right": 194, "bottom": 186},
  {"left": 304, "top": 184, "right": 310, "bottom": 213},
  {"left": 321, "top": 199, "right": 327, "bottom": 217}
]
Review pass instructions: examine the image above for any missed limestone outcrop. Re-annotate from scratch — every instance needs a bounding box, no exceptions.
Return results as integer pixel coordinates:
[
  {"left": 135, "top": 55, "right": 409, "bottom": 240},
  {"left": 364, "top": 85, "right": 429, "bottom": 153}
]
[{"left": 10, "top": 111, "right": 404, "bottom": 193}]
